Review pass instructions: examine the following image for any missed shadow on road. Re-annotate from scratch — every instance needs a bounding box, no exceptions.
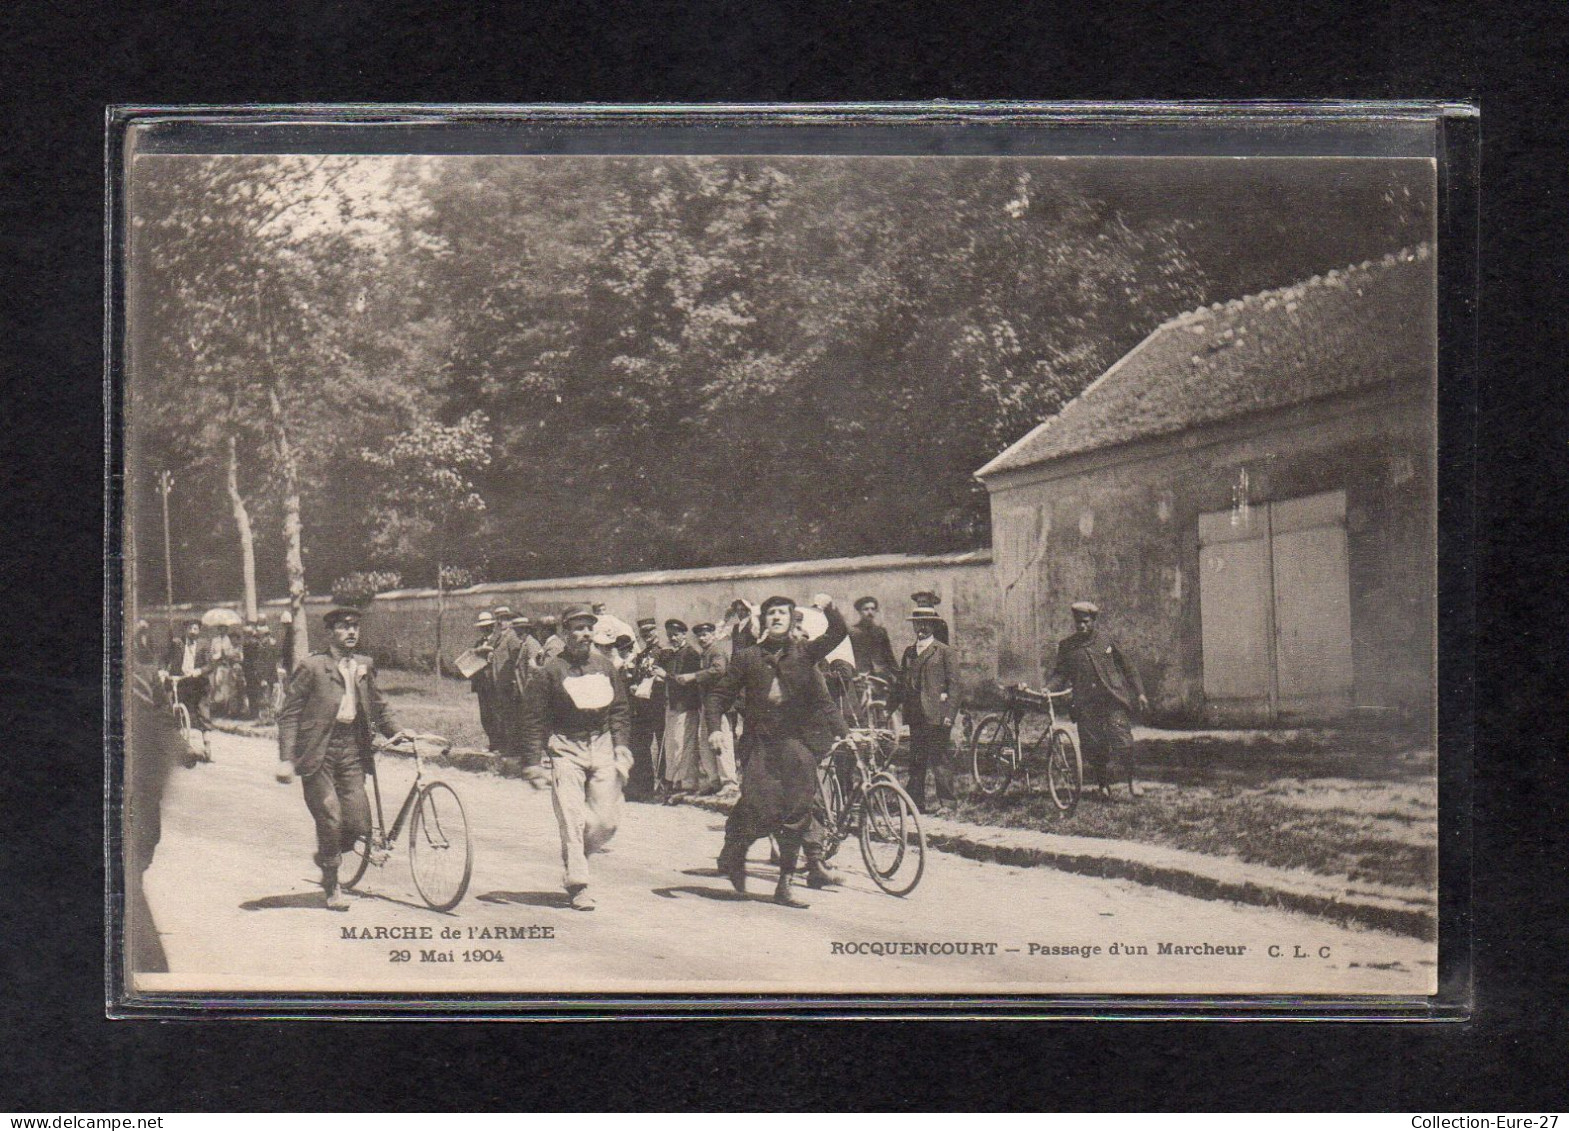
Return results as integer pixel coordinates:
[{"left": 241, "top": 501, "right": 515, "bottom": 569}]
[
  {"left": 474, "top": 890, "right": 572, "bottom": 909},
  {"left": 653, "top": 884, "right": 775, "bottom": 904},
  {"left": 240, "top": 892, "right": 325, "bottom": 911}
]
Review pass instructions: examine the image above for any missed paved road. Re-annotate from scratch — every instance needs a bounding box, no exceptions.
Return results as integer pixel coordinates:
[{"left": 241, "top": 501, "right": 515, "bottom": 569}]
[{"left": 138, "top": 731, "right": 1435, "bottom": 996}]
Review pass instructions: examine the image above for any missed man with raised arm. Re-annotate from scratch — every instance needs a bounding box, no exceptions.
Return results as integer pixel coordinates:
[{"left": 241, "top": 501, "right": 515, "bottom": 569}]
[
  {"left": 516, "top": 605, "right": 633, "bottom": 912},
  {"left": 704, "top": 593, "right": 849, "bottom": 908},
  {"left": 274, "top": 607, "right": 405, "bottom": 911}
]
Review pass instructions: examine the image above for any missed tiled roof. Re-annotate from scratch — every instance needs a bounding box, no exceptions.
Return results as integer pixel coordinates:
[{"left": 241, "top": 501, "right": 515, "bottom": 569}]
[{"left": 975, "top": 244, "right": 1435, "bottom": 479}]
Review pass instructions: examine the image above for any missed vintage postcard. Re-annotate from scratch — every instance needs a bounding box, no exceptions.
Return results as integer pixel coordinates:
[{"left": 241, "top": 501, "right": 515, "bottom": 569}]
[{"left": 114, "top": 108, "right": 1447, "bottom": 1008}]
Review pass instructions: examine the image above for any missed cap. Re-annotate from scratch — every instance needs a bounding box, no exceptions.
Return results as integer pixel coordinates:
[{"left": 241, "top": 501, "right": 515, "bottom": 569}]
[
  {"left": 474, "top": 611, "right": 496, "bottom": 627},
  {"left": 759, "top": 594, "right": 796, "bottom": 615},
  {"left": 636, "top": 617, "right": 657, "bottom": 630},
  {"left": 854, "top": 596, "right": 879, "bottom": 612},
  {"left": 692, "top": 621, "right": 716, "bottom": 633},
  {"left": 664, "top": 618, "right": 688, "bottom": 632},
  {"left": 323, "top": 607, "right": 362, "bottom": 629},
  {"left": 560, "top": 605, "right": 596, "bottom": 627},
  {"left": 1070, "top": 600, "right": 1100, "bottom": 616},
  {"left": 614, "top": 634, "right": 634, "bottom": 648}
]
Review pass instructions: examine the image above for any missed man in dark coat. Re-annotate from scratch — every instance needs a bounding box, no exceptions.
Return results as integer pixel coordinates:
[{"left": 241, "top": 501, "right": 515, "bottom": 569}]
[
  {"left": 126, "top": 658, "right": 185, "bottom": 972},
  {"left": 704, "top": 593, "right": 849, "bottom": 908},
  {"left": 624, "top": 617, "right": 666, "bottom": 801},
  {"left": 847, "top": 596, "right": 898, "bottom": 677},
  {"left": 516, "top": 606, "right": 633, "bottom": 912},
  {"left": 159, "top": 619, "right": 214, "bottom": 759},
  {"left": 898, "top": 605, "right": 957, "bottom": 814},
  {"left": 468, "top": 610, "right": 501, "bottom": 750},
  {"left": 506, "top": 612, "right": 549, "bottom": 788},
  {"left": 275, "top": 607, "right": 404, "bottom": 909},
  {"left": 658, "top": 618, "right": 705, "bottom": 795},
  {"left": 1046, "top": 600, "right": 1149, "bottom": 797}
]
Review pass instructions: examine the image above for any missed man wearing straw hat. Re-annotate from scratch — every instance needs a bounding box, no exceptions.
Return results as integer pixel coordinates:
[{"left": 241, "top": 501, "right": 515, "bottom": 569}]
[
  {"left": 899, "top": 603, "right": 958, "bottom": 815},
  {"left": 517, "top": 605, "right": 633, "bottom": 911},
  {"left": 468, "top": 610, "right": 501, "bottom": 751}
]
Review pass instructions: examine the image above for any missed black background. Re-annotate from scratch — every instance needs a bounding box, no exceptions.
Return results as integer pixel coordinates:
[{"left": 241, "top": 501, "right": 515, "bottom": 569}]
[{"left": 2, "top": 0, "right": 1563, "bottom": 1112}]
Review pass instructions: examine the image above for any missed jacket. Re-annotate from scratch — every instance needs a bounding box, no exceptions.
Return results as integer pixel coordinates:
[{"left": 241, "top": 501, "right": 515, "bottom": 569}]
[
  {"left": 489, "top": 626, "right": 524, "bottom": 703},
  {"left": 899, "top": 638, "right": 954, "bottom": 726},
  {"left": 1047, "top": 630, "right": 1146, "bottom": 716},
  {"left": 849, "top": 620, "right": 898, "bottom": 675},
  {"left": 161, "top": 636, "right": 214, "bottom": 680},
  {"left": 661, "top": 642, "right": 704, "bottom": 712},
  {"left": 704, "top": 604, "right": 849, "bottom": 757},
  {"left": 276, "top": 651, "right": 400, "bottom": 776},
  {"left": 516, "top": 648, "right": 631, "bottom": 761}
]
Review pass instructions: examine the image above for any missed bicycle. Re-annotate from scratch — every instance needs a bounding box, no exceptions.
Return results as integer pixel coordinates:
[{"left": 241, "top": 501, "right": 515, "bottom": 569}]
[
  {"left": 968, "top": 684, "right": 1083, "bottom": 815},
  {"left": 160, "top": 672, "right": 212, "bottom": 763},
  {"left": 342, "top": 732, "right": 474, "bottom": 911},
  {"left": 816, "top": 727, "right": 926, "bottom": 896}
]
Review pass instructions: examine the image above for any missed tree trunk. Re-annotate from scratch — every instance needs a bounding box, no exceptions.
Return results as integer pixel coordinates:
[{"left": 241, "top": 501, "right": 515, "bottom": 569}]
[
  {"left": 225, "top": 435, "right": 259, "bottom": 621},
  {"left": 434, "top": 558, "right": 445, "bottom": 677},
  {"left": 268, "top": 384, "right": 310, "bottom": 667}
]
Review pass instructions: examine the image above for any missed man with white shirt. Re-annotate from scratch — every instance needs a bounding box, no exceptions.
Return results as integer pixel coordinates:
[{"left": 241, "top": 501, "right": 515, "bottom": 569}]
[
  {"left": 898, "top": 604, "right": 957, "bottom": 814},
  {"left": 159, "top": 620, "right": 215, "bottom": 757},
  {"left": 274, "top": 607, "right": 405, "bottom": 910}
]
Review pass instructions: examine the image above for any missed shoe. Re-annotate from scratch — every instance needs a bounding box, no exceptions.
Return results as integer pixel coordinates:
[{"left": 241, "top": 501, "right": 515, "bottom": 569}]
[
  {"left": 804, "top": 859, "right": 845, "bottom": 890},
  {"left": 568, "top": 886, "right": 596, "bottom": 912},
  {"left": 697, "top": 782, "right": 722, "bottom": 797},
  {"left": 522, "top": 767, "right": 550, "bottom": 791},
  {"left": 715, "top": 785, "right": 741, "bottom": 802},
  {"left": 773, "top": 873, "right": 809, "bottom": 909},
  {"left": 719, "top": 854, "right": 748, "bottom": 895}
]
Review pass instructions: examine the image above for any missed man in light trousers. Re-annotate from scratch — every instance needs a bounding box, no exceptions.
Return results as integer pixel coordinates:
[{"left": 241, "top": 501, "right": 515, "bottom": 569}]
[{"left": 516, "top": 605, "right": 633, "bottom": 911}]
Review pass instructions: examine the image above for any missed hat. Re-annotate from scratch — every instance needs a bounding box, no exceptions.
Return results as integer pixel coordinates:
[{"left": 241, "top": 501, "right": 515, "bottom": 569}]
[
  {"left": 560, "top": 605, "right": 596, "bottom": 627},
  {"left": 509, "top": 612, "right": 531, "bottom": 627},
  {"left": 474, "top": 611, "right": 496, "bottom": 627},
  {"left": 664, "top": 618, "right": 688, "bottom": 632},
  {"left": 759, "top": 595, "right": 796, "bottom": 615},
  {"left": 692, "top": 621, "right": 716, "bottom": 633},
  {"left": 280, "top": 611, "right": 293, "bottom": 624},
  {"left": 854, "top": 596, "right": 879, "bottom": 612},
  {"left": 323, "top": 607, "right": 362, "bottom": 629},
  {"left": 909, "top": 606, "right": 943, "bottom": 623},
  {"left": 636, "top": 617, "right": 657, "bottom": 630},
  {"left": 492, "top": 605, "right": 514, "bottom": 619},
  {"left": 615, "top": 634, "right": 634, "bottom": 648},
  {"left": 910, "top": 590, "right": 941, "bottom": 608},
  {"left": 1070, "top": 600, "right": 1100, "bottom": 616},
  {"left": 540, "top": 614, "right": 559, "bottom": 627},
  {"left": 591, "top": 622, "right": 619, "bottom": 646}
]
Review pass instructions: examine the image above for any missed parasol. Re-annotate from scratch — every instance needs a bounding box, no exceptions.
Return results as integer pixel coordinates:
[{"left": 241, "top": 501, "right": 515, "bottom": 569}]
[{"left": 201, "top": 607, "right": 243, "bottom": 628}]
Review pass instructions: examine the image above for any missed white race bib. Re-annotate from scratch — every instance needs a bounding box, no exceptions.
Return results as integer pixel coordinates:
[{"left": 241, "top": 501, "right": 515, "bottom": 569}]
[{"left": 563, "top": 672, "right": 614, "bottom": 710}]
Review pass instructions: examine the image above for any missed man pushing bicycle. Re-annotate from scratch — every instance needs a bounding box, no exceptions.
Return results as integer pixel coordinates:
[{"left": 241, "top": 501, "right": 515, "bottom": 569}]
[{"left": 275, "top": 606, "right": 406, "bottom": 910}]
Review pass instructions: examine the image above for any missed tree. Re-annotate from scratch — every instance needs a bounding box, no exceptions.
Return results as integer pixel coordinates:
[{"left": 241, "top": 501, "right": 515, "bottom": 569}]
[{"left": 360, "top": 411, "right": 492, "bottom": 672}]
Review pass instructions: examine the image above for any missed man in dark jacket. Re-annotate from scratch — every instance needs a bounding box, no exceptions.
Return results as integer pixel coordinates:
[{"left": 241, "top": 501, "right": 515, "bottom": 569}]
[
  {"left": 1046, "top": 600, "right": 1149, "bottom": 797},
  {"left": 658, "top": 619, "right": 705, "bottom": 795},
  {"left": 468, "top": 610, "right": 501, "bottom": 750},
  {"left": 160, "top": 620, "right": 214, "bottom": 760},
  {"left": 275, "top": 607, "right": 404, "bottom": 910},
  {"left": 848, "top": 596, "right": 898, "bottom": 676},
  {"left": 899, "top": 605, "right": 957, "bottom": 814},
  {"left": 517, "top": 606, "right": 633, "bottom": 911},
  {"left": 704, "top": 593, "right": 848, "bottom": 908},
  {"left": 624, "top": 617, "right": 666, "bottom": 801}
]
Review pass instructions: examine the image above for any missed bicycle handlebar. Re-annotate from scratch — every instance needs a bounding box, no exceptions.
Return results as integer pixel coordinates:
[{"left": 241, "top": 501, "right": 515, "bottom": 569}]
[{"left": 377, "top": 732, "right": 454, "bottom": 757}]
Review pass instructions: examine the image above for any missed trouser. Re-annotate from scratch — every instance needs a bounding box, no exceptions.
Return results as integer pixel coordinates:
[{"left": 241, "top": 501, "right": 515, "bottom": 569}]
[
  {"left": 301, "top": 725, "right": 372, "bottom": 870},
  {"left": 905, "top": 717, "right": 957, "bottom": 810},
  {"left": 719, "top": 735, "right": 826, "bottom": 874},
  {"left": 663, "top": 706, "right": 702, "bottom": 789},
  {"left": 699, "top": 706, "right": 738, "bottom": 788},
  {"left": 175, "top": 679, "right": 212, "bottom": 732},
  {"left": 628, "top": 704, "right": 662, "bottom": 797},
  {"left": 548, "top": 731, "right": 630, "bottom": 891},
  {"left": 1076, "top": 704, "right": 1137, "bottom": 787},
  {"left": 477, "top": 691, "right": 501, "bottom": 751},
  {"left": 501, "top": 694, "right": 542, "bottom": 769}
]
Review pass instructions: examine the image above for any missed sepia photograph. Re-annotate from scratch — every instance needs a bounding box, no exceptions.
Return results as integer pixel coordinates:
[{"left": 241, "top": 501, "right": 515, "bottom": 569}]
[{"left": 115, "top": 112, "right": 1442, "bottom": 1005}]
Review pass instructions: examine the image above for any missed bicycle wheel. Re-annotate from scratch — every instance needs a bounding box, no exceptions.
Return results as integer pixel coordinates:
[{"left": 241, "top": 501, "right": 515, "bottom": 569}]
[
  {"left": 816, "top": 750, "right": 849, "bottom": 862},
  {"left": 858, "top": 779, "right": 926, "bottom": 896},
  {"left": 341, "top": 829, "right": 374, "bottom": 890},
  {"left": 1045, "top": 728, "right": 1083, "bottom": 816},
  {"left": 408, "top": 781, "right": 473, "bottom": 911},
  {"left": 969, "top": 714, "right": 1016, "bottom": 796}
]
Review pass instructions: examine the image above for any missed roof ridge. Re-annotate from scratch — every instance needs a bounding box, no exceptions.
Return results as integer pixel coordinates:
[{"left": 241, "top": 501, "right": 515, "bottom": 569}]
[{"left": 1157, "top": 241, "right": 1431, "bottom": 331}]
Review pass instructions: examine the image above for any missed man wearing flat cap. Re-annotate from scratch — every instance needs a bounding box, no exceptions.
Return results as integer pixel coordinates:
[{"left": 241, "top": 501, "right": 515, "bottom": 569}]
[
  {"left": 704, "top": 593, "right": 849, "bottom": 908},
  {"left": 657, "top": 618, "right": 705, "bottom": 796},
  {"left": 1047, "top": 601, "right": 1149, "bottom": 797},
  {"left": 275, "top": 607, "right": 405, "bottom": 910},
  {"left": 517, "top": 606, "right": 632, "bottom": 911}
]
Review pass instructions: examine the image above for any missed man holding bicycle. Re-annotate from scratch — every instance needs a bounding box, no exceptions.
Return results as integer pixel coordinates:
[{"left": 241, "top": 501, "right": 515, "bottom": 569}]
[
  {"left": 1047, "top": 600, "right": 1149, "bottom": 798},
  {"left": 275, "top": 606, "right": 406, "bottom": 911},
  {"left": 159, "top": 619, "right": 215, "bottom": 741}
]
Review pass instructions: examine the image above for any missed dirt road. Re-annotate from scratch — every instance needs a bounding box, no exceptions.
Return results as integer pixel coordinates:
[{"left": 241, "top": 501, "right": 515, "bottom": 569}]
[{"left": 136, "top": 731, "right": 1435, "bottom": 996}]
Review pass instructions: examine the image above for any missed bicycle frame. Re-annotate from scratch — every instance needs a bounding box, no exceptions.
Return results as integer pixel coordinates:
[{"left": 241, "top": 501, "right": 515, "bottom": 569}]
[{"left": 367, "top": 735, "right": 438, "bottom": 851}]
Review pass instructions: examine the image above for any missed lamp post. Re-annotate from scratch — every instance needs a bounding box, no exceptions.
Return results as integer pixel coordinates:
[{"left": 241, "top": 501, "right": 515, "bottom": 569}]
[{"left": 157, "top": 469, "right": 175, "bottom": 635}]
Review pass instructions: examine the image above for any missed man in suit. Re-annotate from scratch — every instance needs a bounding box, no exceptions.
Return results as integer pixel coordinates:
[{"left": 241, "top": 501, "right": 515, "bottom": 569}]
[
  {"left": 506, "top": 611, "right": 550, "bottom": 789},
  {"left": 624, "top": 617, "right": 666, "bottom": 801},
  {"left": 274, "top": 607, "right": 405, "bottom": 910},
  {"left": 688, "top": 621, "right": 739, "bottom": 798},
  {"left": 1047, "top": 600, "right": 1149, "bottom": 797},
  {"left": 704, "top": 594, "right": 849, "bottom": 908},
  {"left": 159, "top": 619, "right": 214, "bottom": 755},
  {"left": 899, "top": 605, "right": 958, "bottom": 814},
  {"left": 468, "top": 610, "right": 501, "bottom": 750},
  {"left": 658, "top": 618, "right": 705, "bottom": 796}
]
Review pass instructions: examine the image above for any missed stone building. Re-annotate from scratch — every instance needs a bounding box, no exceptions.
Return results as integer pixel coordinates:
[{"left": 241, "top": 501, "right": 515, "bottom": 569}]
[{"left": 975, "top": 245, "right": 1436, "bottom": 725}]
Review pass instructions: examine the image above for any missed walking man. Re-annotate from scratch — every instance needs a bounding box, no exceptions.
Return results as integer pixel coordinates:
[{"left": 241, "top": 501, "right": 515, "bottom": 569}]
[
  {"left": 689, "top": 620, "right": 739, "bottom": 798},
  {"left": 517, "top": 606, "right": 633, "bottom": 912},
  {"left": 704, "top": 594, "right": 849, "bottom": 908},
  {"left": 274, "top": 607, "right": 405, "bottom": 910},
  {"left": 899, "top": 605, "right": 957, "bottom": 814},
  {"left": 1047, "top": 600, "right": 1149, "bottom": 797}
]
